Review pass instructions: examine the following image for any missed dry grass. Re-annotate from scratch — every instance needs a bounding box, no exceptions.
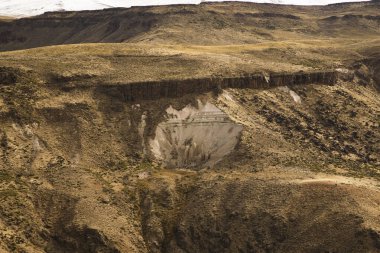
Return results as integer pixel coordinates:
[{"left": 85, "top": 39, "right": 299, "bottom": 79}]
[
  {"left": 0, "top": 16, "right": 14, "bottom": 20},
  {"left": 0, "top": 1, "right": 379, "bottom": 51},
  {"left": 0, "top": 36, "right": 378, "bottom": 84},
  {"left": 0, "top": 1, "right": 378, "bottom": 83},
  {"left": 0, "top": 2, "right": 379, "bottom": 252}
]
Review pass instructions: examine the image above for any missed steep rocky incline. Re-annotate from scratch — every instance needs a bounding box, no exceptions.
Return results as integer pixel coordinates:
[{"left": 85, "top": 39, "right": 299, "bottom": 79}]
[
  {"left": 0, "top": 60, "right": 379, "bottom": 252},
  {"left": 138, "top": 171, "right": 380, "bottom": 253}
]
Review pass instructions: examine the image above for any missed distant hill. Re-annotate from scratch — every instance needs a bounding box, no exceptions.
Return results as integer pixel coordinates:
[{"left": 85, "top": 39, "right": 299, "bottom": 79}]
[
  {"left": 0, "top": 0, "right": 371, "bottom": 17},
  {"left": 0, "top": 1, "right": 378, "bottom": 51}
]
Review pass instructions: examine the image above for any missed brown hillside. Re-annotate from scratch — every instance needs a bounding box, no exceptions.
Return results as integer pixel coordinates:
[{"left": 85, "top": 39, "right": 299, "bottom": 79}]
[
  {"left": 0, "top": 1, "right": 379, "bottom": 253},
  {"left": 0, "top": 1, "right": 379, "bottom": 51}
]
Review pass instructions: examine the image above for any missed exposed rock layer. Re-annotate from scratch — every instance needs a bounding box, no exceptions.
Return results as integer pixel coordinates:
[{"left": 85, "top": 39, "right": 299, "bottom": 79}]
[{"left": 96, "top": 71, "right": 337, "bottom": 101}]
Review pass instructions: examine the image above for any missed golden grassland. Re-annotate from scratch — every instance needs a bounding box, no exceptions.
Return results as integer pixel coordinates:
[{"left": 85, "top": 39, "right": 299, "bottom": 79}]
[{"left": 0, "top": 36, "right": 378, "bottom": 84}]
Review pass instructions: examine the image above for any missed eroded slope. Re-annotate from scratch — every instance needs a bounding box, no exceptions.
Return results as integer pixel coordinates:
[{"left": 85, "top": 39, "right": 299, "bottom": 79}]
[
  {"left": 0, "top": 2, "right": 379, "bottom": 251},
  {"left": 0, "top": 60, "right": 379, "bottom": 251}
]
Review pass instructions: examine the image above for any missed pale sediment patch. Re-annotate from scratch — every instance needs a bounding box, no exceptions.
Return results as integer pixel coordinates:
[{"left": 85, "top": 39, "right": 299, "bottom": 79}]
[
  {"left": 291, "top": 174, "right": 380, "bottom": 191},
  {"left": 150, "top": 101, "right": 242, "bottom": 168},
  {"left": 138, "top": 111, "right": 147, "bottom": 155},
  {"left": 279, "top": 86, "right": 301, "bottom": 103}
]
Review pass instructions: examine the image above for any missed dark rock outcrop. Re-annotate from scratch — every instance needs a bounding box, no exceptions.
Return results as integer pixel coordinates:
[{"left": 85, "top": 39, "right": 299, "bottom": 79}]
[{"left": 95, "top": 71, "right": 337, "bottom": 101}]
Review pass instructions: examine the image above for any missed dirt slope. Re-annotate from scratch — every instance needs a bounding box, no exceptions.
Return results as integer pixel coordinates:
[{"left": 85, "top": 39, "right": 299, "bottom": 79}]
[
  {"left": 0, "top": 57, "right": 379, "bottom": 252},
  {"left": 0, "top": 1, "right": 379, "bottom": 253}
]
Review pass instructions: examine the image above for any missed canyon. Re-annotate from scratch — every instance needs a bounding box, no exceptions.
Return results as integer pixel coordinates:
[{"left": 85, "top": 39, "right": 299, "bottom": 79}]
[{"left": 0, "top": 1, "right": 379, "bottom": 253}]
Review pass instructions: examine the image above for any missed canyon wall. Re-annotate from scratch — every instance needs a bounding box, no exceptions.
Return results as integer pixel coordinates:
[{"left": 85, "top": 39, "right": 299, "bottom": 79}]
[{"left": 96, "top": 71, "right": 338, "bottom": 101}]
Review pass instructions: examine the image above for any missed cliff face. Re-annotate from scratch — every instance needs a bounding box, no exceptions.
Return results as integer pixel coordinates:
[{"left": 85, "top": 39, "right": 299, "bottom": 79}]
[{"left": 96, "top": 71, "right": 338, "bottom": 101}]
